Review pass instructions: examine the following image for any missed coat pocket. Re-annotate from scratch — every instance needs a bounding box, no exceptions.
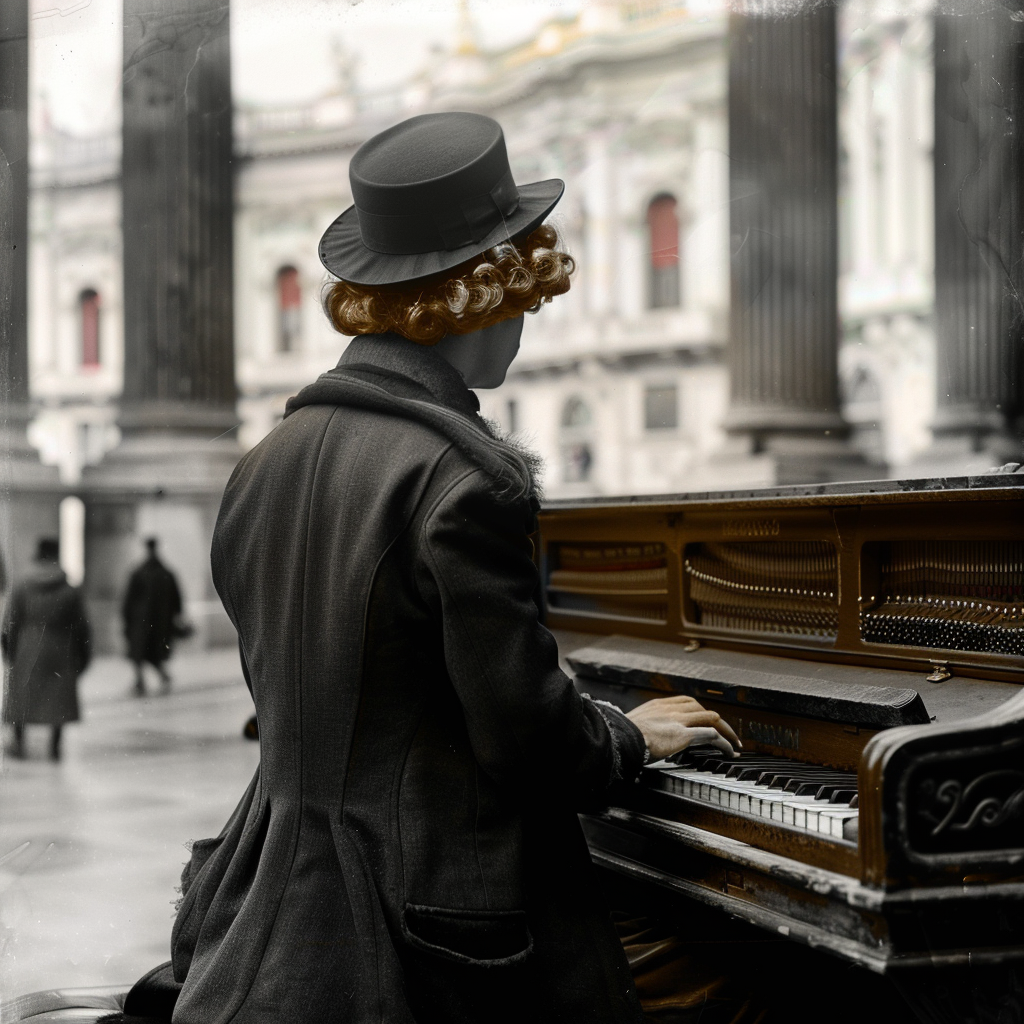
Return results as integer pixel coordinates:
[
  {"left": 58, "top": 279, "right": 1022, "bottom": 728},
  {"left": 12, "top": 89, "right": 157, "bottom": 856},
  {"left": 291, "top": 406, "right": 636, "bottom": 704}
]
[{"left": 402, "top": 904, "right": 533, "bottom": 967}]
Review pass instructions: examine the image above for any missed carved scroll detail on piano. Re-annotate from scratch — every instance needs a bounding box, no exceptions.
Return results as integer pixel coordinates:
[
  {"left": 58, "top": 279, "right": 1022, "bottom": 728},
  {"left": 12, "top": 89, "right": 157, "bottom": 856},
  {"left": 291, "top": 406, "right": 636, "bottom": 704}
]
[
  {"left": 897, "top": 734, "right": 1024, "bottom": 864},
  {"left": 918, "top": 771, "right": 1024, "bottom": 837}
]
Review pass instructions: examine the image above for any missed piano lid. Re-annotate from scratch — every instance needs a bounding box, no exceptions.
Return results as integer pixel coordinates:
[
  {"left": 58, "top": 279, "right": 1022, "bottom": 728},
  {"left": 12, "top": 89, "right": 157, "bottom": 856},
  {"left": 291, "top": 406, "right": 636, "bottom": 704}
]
[
  {"left": 540, "top": 472, "right": 1024, "bottom": 511},
  {"left": 568, "top": 635, "right": 931, "bottom": 728}
]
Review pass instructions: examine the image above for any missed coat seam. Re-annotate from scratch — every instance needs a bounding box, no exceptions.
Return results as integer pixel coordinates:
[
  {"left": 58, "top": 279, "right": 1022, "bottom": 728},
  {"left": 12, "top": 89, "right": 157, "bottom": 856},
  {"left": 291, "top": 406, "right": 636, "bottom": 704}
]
[
  {"left": 360, "top": 441, "right": 458, "bottom": 920},
  {"left": 473, "top": 764, "right": 490, "bottom": 907},
  {"left": 410, "top": 456, "right": 479, "bottom": 607},
  {"left": 419, "top": 467, "right": 533, "bottom": 769},
  {"left": 222, "top": 405, "right": 340, "bottom": 1024}
]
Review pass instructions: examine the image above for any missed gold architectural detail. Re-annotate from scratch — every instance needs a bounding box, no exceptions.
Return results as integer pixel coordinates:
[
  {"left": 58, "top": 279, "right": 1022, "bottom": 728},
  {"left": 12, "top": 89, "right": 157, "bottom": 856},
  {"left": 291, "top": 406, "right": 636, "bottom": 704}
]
[{"left": 455, "top": 0, "right": 478, "bottom": 56}]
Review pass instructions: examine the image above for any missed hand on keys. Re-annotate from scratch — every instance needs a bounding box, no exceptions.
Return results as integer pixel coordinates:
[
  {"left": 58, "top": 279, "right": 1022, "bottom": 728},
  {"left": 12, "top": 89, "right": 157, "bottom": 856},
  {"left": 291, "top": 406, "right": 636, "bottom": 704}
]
[{"left": 625, "top": 695, "right": 741, "bottom": 761}]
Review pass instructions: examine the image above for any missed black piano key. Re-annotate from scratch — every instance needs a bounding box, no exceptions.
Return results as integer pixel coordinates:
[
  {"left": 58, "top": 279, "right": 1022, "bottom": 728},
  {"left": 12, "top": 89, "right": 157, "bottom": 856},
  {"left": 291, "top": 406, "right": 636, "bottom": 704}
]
[
  {"left": 664, "top": 750, "right": 689, "bottom": 764},
  {"left": 677, "top": 755, "right": 723, "bottom": 770},
  {"left": 771, "top": 774, "right": 811, "bottom": 791},
  {"left": 722, "top": 758, "right": 798, "bottom": 778},
  {"left": 814, "top": 783, "right": 858, "bottom": 801},
  {"left": 777, "top": 769, "right": 855, "bottom": 794},
  {"left": 668, "top": 747, "right": 725, "bottom": 765},
  {"left": 790, "top": 781, "right": 819, "bottom": 797},
  {"left": 728, "top": 764, "right": 780, "bottom": 780},
  {"left": 791, "top": 779, "right": 849, "bottom": 796},
  {"left": 784, "top": 774, "right": 853, "bottom": 794},
  {"left": 829, "top": 789, "right": 858, "bottom": 804}
]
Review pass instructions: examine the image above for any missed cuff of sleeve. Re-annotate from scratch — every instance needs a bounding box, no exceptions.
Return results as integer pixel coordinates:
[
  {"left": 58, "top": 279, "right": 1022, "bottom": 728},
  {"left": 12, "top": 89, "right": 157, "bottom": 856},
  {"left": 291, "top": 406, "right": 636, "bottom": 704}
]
[{"left": 583, "top": 696, "right": 648, "bottom": 784}]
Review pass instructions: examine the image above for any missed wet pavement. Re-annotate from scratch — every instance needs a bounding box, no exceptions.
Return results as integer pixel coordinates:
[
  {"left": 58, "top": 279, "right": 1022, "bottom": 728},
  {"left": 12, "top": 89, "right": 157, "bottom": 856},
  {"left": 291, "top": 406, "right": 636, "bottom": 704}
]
[{"left": 0, "top": 649, "right": 259, "bottom": 1007}]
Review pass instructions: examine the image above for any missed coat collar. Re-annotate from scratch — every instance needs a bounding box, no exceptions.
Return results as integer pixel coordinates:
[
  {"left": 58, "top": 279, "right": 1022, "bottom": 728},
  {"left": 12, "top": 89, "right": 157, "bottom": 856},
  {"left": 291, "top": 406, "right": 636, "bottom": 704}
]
[
  {"left": 335, "top": 333, "right": 480, "bottom": 417},
  {"left": 285, "top": 334, "right": 537, "bottom": 505}
]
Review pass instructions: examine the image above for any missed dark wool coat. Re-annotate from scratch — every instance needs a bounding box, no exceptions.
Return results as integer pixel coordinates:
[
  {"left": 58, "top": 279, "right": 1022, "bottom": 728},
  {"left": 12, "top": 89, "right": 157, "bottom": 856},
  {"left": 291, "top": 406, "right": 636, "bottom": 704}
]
[
  {"left": 122, "top": 556, "right": 182, "bottom": 666},
  {"left": 168, "top": 334, "right": 648, "bottom": 1024},
  {"left": 2, "top": 563, "right": 90, "bottom": 726}
]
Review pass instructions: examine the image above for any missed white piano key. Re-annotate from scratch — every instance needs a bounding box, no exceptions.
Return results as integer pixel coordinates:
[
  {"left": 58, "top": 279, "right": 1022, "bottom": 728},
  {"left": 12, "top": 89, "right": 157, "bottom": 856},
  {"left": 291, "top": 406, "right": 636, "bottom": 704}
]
[
  {"left": 819, "top": 809, "right": 858, "bottom": 839},
  {"left": 787, "top": 804, "right": 808, "bottom": 828},
  {"left": 783, "top": 800, "right": 820, "bottom": 825}
]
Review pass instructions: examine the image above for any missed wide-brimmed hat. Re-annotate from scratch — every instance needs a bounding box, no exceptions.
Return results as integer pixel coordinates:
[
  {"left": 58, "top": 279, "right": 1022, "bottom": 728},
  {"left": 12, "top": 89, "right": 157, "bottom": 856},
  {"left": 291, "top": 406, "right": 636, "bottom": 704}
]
[{"left": 318, "top": 112, "right": 564, "bottom": 286}]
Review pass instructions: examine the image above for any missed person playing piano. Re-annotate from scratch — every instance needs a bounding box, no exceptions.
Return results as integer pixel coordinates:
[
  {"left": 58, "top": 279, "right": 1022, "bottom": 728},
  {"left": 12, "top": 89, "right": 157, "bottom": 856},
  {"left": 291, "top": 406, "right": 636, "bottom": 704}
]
[{"left": 117, "top": 112, "right": 739, "bottom": 1024}]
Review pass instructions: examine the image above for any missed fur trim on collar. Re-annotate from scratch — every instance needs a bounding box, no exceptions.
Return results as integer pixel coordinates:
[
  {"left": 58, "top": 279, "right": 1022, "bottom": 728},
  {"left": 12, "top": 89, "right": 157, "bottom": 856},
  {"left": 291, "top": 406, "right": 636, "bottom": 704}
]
[{"left": 286, "top": 371, "right": 543, "bottom": 505}]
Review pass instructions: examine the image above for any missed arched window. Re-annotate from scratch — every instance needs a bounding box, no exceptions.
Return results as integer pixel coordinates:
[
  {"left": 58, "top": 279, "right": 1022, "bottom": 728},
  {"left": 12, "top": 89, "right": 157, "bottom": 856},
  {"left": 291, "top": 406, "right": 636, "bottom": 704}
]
[
  {"left": 560, "top": 396, "right": 594, "bottom": 483},
  {"left": 646, "top": 194, "right": 680, "bottom": 309},
  {"left": 79, "top": 289, "right": 100, "bottom": 367},
  {"left": 276, "top": 266, "right": 301, "bottom": 352}
]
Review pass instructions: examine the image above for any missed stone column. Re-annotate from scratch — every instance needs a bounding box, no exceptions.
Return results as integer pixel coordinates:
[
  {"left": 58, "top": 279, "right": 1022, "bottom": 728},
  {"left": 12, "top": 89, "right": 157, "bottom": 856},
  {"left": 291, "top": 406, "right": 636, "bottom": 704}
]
[
  {"left": 120, "top": 0, "right": 236, "bottom": 435},
  {"left": 83, "top": 0, "right": 239, "bottom": 653},
  {"left": 0, "top": 0, "right": 28, "bottom": 413},
  {"left": 722, "top": 5, "right": 868, "bottom": 485},
  {"left": 0, "top": 0, "right": 61, "bottom": 586},
  {"left": 927, "top": 8, "right": 1024, "bottom": 470}
]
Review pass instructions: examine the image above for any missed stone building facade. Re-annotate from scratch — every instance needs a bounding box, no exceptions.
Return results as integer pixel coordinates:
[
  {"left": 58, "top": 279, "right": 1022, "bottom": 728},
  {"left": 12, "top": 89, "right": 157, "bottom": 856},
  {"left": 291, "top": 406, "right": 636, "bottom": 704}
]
[{"left": 27, "top": 0, "right": 939, "bottom": 508}]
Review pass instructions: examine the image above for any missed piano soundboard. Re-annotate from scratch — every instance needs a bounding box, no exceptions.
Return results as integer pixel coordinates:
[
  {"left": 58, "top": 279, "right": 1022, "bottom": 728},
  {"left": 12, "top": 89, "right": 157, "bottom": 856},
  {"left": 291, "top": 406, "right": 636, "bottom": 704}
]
[{"left": 538, "top": 476, "right": 1024, "bottom": 979}]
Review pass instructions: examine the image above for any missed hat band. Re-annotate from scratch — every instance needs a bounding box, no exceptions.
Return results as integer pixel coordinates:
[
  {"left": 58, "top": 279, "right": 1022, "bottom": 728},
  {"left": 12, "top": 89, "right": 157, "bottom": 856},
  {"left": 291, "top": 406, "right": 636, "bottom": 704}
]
[{"left": 355, "top": 169, "right": 521, "bottom": 256}]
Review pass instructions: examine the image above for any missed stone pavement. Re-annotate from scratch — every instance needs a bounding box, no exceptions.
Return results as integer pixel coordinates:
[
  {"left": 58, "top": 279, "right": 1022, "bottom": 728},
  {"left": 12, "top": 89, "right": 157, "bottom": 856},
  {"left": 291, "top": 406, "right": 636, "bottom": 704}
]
[{"left": 0, "top": 649, "right": 259, "bottom": 1010}]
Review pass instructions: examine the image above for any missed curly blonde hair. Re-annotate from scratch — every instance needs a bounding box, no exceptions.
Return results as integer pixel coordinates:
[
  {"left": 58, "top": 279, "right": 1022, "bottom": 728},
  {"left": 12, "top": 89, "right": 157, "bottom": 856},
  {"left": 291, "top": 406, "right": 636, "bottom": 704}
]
[{"left": 323, "top": 224, "right": 575, "bottom": 344}]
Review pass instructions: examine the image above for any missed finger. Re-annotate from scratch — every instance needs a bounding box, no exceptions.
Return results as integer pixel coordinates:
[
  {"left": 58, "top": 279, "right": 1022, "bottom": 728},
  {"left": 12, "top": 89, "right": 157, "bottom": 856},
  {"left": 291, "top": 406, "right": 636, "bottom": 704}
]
[
  {"left": 682, "top": 727, "right": 736, "bottom": 757},
  {"left": 674, "top": 710, "right": 724, "bottom": 728},
  {"left": 672, "top": 710, "right": 742, "bottom": 750},
  {"left": 652, "top": 695, "right": 703, "bottom": 710},
  {"left": 713, "top": 717, "right": 742, "bottom": 749}
]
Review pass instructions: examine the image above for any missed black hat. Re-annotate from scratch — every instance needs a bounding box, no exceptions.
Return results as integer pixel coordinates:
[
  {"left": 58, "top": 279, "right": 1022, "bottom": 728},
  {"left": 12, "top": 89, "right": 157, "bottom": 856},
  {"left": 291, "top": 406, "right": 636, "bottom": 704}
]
[{"left": 318, "top": 112, "right": 564, "bottom": 286}]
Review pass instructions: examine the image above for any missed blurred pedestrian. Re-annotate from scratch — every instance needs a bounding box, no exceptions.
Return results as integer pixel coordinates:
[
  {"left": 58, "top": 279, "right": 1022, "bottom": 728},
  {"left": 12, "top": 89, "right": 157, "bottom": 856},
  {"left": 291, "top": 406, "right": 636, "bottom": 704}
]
[
  {"left": 1, "top": 537, "right": 91, "bottom": 761},
  {"left": 122, "top": 537, "right": 185, "bottom": 696}
]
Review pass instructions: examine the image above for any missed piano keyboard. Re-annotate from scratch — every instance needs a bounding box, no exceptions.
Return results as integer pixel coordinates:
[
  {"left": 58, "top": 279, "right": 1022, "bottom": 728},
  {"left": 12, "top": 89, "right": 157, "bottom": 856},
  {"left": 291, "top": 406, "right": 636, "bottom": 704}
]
[{"left": 645, "top": 748, "right": 859, "bottom": 843}]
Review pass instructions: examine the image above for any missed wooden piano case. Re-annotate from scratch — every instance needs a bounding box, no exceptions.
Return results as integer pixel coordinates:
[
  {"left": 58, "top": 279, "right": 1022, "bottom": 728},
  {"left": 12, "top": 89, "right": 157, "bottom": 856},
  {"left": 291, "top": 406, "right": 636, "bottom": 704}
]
[{"left": 537, "top": 476, "right": 1024, "bottom": 980}]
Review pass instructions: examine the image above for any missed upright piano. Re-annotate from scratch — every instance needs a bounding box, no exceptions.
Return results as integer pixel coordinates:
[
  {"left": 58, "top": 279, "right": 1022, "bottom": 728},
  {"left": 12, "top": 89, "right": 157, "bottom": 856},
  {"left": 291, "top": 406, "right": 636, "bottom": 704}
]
[{"left": 537, "top": 476, "right": 1024, "bottom": 995}]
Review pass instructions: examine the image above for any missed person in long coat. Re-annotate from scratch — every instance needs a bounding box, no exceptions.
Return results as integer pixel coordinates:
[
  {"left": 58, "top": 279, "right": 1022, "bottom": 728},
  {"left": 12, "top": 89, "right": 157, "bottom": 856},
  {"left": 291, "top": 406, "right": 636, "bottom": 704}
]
[
  {"left": 2, "top": 537, "right": 91, "bottom": 761},
  {"left": 122, "top": 538, "right": 183, "bottom": 695},
  {"left": 123, "top": 112, "right": 738, "bottom": 1024}
]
